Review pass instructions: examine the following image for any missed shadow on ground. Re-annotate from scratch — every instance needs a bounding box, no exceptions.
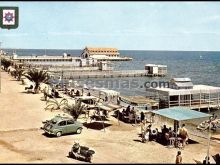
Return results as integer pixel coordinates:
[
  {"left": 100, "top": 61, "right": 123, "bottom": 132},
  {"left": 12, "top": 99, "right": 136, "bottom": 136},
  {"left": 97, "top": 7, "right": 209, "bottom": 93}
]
[
  {"left": 83, "top": 122, "right": 112, "bottom": 130},
  {"left": 42, "top": 132, "right": 78, "bottom": 138}
]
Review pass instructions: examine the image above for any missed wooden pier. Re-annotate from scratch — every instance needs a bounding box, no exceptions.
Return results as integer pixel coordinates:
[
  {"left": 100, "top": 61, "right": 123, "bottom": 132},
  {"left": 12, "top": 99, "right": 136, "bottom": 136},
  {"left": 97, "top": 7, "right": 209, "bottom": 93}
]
[{"left": 50, "top": 70, "right": 166, "bottom": 79}]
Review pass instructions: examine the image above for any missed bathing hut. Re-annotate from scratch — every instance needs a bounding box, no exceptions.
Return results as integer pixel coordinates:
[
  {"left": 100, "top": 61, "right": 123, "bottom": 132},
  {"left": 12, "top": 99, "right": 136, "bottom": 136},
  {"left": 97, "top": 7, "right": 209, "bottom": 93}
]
[{"left": 145, "top": 64, "right": 167, "bottom": 76}]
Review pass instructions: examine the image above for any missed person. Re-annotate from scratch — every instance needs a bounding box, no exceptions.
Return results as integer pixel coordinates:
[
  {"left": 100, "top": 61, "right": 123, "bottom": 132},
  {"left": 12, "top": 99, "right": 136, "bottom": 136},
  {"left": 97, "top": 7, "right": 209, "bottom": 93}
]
[
  {"left": 126, "top": 105, "right": 131, "bottom": 115},
  {"left": 87, "top": 92, "right": 91, "bottom": 96},
  {"left": 162, "top": 125, "right": 169, "bottom": 144},
  {"left": 81, "top": 88, "right": 84, "bottom": 96},
  {"left": 150, "top": 113, "right": 155, "bottom": 123},
  {"left": 203, "top": 156, "right": 210, "bottom": 164},
  {"left": 131, "top": 107, "right": 135, "bottom": 114},
  {"left": 51, "top": 88, "right": 55, "bottom": 97},
  {"left": 176, "top": 151, "right": 182, "bottom": 164},
  {"left": 72, "top": 140, "right": 80, "bottom": 153},
  {"left": 210, "top": 113, "right": 218, "bottom": 130},
  {"left": 178, "top": 124, "right": 189, "bottom": 147},
  {"left": 75, "top": 90, "right": 80, "bottom": 96},
  {"left": 168, "top": 127, "right": 175, "bottom": 137},
  {"left": 146, "top": 124, "right": 152, "bottom": 138},
  {"left": 150, "top": 128, "right": 158, "bottom": 141},
  {"left": 43, "top": 86, "right": 48, "bottom": 101},
  {"left": 140, "top": 111, "right": 145, "bottom": 122},
  {"left": 140, "top": 121, "right": 146, "bottom": 135},
  {"left": 117, "top": 97, "right": 121, "bottom": 105},
  {"left": 70, "top": 89, "right": 75, "bottom": 96},
  {"left": 122, "top": 109, "right": 126, "bottom": 115}
]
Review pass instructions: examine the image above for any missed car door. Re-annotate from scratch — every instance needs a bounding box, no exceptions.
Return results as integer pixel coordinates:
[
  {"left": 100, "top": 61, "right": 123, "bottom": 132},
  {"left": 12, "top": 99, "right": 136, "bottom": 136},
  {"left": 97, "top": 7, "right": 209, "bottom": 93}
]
[
  {"left": 66, "top": 120, "right": 75, "bottom": 134},
  {"left": 57, "top": 120, "right": 67, "bottom": 134}
]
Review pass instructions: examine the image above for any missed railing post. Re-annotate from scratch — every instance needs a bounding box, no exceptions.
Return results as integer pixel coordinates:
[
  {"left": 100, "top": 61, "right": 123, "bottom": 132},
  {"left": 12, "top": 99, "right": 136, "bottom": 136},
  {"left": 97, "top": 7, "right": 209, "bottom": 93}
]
[{"left": 189, "top": 93, "right": 191, "bottom": 109}]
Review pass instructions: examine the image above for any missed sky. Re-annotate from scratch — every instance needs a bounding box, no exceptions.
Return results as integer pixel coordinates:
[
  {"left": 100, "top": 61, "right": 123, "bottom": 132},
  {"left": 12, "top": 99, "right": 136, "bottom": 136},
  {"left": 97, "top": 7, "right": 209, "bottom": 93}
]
[{"left": 1, "top": 1, "right": 220, "bottom": 51}]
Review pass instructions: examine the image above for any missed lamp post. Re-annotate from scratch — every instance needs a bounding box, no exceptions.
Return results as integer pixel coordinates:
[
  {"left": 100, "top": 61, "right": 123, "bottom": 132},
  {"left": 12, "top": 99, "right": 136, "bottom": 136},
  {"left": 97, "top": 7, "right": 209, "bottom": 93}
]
[
  {"left": 206, "top": 118, "right": 212, "bottom": 164},
  {"left": 61, "top": 64, "right": 64, "bottom": 90}
]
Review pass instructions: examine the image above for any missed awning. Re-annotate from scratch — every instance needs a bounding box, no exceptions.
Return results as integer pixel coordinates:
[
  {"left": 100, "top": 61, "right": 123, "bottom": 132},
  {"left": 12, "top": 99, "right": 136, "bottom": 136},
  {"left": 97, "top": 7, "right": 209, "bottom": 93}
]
[
  {"left": 97, "top": 105, "right": 113, "bottom": 111},
  {"left": 152, "top": 107, "right": 211, "bottom": 121},
  {"left": 76, "top": 96, "right": 97, "bottom": 100}
]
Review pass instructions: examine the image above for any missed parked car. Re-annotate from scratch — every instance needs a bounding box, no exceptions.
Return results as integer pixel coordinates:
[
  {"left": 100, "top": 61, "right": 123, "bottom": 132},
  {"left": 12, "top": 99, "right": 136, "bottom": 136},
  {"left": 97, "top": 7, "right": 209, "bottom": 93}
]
[{"left": 41, "top": 115, "right": 83, "bottom": 137}]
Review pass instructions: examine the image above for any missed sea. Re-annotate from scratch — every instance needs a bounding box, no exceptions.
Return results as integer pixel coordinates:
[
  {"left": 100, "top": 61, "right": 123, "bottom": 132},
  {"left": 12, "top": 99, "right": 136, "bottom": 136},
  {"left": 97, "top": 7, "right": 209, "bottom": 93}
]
[{"left": 3, "top": 49, "right": 220, "bottom": 129}]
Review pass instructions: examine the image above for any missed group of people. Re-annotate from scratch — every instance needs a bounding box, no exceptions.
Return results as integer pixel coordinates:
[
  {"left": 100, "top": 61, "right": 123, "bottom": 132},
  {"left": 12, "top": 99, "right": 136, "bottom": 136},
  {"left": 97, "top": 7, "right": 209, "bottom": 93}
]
[
  {"left": 140, "top": 122, "right": 189, "bottom": 148},
  {"left": 62, "top": 87, "right": 82, "bottom": 97},
  {"left": 121, "top": 105, "right": 139, "bottom": 123}
]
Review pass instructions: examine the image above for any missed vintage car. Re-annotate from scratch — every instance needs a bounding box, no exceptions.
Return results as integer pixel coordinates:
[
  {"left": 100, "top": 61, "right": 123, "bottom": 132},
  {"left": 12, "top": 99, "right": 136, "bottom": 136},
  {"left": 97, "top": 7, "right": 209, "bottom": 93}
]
[{"left": 41, "top": 115, "right": 83, "bottom": 137}]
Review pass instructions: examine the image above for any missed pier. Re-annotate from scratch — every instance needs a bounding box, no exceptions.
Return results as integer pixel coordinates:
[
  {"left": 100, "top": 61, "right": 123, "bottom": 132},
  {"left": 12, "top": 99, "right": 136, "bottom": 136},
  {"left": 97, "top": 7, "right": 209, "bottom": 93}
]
[{"left": 50, "top": 70, "right": 166, "bottom": 79}]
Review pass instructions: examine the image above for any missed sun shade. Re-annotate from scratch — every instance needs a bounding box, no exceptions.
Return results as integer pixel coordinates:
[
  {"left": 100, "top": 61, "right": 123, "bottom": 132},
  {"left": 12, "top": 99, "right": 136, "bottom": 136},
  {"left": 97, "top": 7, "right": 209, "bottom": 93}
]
[{"left": 152, "top": 107, "right": 211, "bottom": 121}]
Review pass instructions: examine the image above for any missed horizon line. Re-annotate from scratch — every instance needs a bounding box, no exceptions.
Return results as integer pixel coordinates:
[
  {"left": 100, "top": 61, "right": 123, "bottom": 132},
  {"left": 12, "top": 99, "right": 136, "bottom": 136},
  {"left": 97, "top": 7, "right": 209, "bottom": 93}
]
[{"left": 2, "top": 47, "right": 220, "bottom": 52}]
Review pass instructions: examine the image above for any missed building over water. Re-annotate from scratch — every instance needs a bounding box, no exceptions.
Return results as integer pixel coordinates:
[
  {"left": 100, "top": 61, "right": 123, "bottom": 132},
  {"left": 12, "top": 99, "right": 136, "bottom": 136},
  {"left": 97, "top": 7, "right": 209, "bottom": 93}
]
[
  {"left": 145, "top": 64, "right": 167, "bottom": 76},
  {"left": 81, "top": 47, "right": 120, "bottom": 58},
  {"left": 81, "top": 46, "right": 132, "bottom": 61},
  {"left": 146, "top": 78, "right": 220, "bottom": 111}
]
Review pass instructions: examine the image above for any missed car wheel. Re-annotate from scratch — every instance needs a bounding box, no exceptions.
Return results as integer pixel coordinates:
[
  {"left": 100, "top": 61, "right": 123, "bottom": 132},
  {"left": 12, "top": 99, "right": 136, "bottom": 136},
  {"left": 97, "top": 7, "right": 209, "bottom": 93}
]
[
  {"left": 56, "top": 131, "right": 62, "bottom": 137},
  {"left": 76, "top": 128, "right": 82, "bottom": 134}
]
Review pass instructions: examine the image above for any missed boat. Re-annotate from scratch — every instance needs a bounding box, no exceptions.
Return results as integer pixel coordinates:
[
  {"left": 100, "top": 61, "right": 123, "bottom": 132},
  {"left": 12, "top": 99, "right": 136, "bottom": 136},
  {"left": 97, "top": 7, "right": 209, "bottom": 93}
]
[{"left": 197, "top": 118, "right": 220, "bottom": 131}]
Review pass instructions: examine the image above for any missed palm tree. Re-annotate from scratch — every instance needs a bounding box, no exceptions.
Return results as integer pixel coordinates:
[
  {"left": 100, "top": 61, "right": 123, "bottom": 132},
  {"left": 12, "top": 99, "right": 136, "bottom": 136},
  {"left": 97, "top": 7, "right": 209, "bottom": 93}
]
[
  {"left": 1, "top": 58, "right": 11, "bottom": 71},
  {"left": 64, "top": 100, "right": 86, "bottom": 120},
  {"left": 24, "top": 69, "right": 49, "bottom": 93},
  {"left": 15, "top": 68, "right": 26, "bottom": 81},
  {"left": 45, "top": 98, "right": 68, "bottom": 111}
]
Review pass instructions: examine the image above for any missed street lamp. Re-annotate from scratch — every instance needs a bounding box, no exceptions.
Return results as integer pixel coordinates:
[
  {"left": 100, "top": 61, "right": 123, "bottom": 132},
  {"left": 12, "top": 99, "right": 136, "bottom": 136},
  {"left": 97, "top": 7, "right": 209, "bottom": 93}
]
[{"left": 206, "top": 118, "right": 212, "bottom": 164}]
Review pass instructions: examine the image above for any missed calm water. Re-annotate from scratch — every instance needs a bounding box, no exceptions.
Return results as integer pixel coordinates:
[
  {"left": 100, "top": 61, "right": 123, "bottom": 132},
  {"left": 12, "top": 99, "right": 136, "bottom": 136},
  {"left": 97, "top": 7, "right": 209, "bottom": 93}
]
[
  {"left": 4, "top": 49, "right": 220, "bottom": 93},
  {"left": 4, "top": 49, "right": 220, "bottom": 120}
]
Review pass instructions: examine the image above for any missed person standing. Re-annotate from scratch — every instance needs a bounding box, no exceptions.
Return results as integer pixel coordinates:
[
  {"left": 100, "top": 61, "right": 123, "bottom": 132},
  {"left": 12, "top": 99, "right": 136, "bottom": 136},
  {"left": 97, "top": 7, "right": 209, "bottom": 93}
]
[
  {"left": 43, "top": 86, "right": 48, "bottom": 101},
  {"left": 117, "top": 96, "right": 121, "bottom": 105},
  {"left": 140, "top": 111, "right": 145, "bottom": 122},
  {"left": 176, "top": 151, "right": 182, "bottom": 164},
  {"left": 178, "top": 124, "right": 189, "bottom": 147}
]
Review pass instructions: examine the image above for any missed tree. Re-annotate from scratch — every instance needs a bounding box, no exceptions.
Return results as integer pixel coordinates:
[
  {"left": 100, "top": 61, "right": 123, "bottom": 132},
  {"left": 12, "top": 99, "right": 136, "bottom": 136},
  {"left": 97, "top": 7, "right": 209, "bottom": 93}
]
[
  {"left": 45, "top": 98, "right": 68, "bottom": 111},
  {"left": 64, "top": 100, "right": 86, "bottom": 120},
  {"left": 15, "top": 68, "right": 26, "bottom": 81},
  {"left": 24, "top": 69, "right": 49, "bottom": 93},
  {"left": 1, "top": 58, "right": 11, "bottom": 71}
]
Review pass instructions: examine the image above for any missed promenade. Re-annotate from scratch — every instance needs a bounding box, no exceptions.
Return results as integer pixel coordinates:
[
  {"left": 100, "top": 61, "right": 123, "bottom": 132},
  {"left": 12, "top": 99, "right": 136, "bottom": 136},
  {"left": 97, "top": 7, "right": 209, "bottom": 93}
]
[{"left": 0, "top": 71, "right": 219, "bottom": 163}]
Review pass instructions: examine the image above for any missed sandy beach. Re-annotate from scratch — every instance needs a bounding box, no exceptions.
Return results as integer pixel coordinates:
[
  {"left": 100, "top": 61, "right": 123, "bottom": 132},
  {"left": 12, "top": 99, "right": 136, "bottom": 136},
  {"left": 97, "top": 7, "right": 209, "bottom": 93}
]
[{"left": 0, "top": 71, "right": 220, "bottom": 163}]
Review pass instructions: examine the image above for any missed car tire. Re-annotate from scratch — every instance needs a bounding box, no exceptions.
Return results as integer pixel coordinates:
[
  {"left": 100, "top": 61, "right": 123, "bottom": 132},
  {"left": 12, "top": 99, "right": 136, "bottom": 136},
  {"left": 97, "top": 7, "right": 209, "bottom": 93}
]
[
  {"left": 76, "top": 128, "right": 82, "bottom": 134},
  {"left": 56, "top": 131, "right": 62, "bottom": 137}
]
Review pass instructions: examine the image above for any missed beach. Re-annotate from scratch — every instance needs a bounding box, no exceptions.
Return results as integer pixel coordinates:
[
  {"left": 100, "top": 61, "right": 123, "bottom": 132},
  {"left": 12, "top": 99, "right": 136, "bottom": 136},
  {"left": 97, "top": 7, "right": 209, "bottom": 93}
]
[{"left": 0, "top": 71, "right": 220, "bottom": 163}]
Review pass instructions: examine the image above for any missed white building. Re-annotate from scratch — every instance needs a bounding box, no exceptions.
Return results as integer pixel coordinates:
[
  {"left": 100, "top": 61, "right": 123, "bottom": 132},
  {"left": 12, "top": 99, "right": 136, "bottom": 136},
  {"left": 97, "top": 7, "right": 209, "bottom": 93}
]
[
  {"left": 145, "top": 64, "right": 167, "bottom": 76},
  {"left": 147, "top": 78, "right": 220, "bottom": 111}
]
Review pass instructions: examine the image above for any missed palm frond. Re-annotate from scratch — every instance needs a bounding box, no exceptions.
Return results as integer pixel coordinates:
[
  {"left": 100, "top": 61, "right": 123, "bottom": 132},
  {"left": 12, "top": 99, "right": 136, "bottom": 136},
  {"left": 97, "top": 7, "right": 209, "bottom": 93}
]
[
  {"left": 46, "top": 98, "right": 58, "bottom": 105},
  {"left": 63, "top": 100, "right": 86, "bottom": 120}
]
